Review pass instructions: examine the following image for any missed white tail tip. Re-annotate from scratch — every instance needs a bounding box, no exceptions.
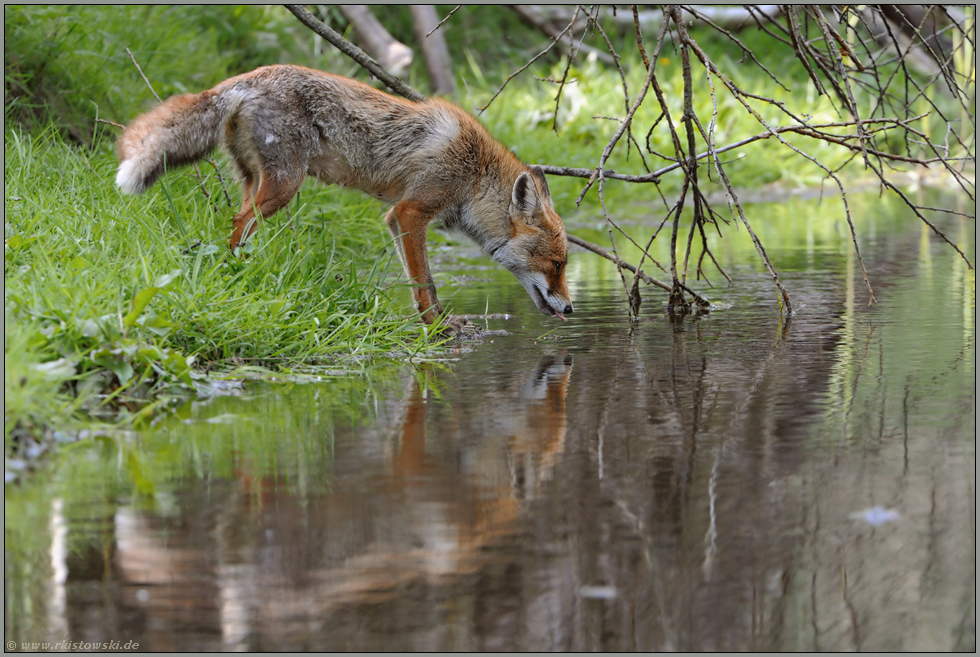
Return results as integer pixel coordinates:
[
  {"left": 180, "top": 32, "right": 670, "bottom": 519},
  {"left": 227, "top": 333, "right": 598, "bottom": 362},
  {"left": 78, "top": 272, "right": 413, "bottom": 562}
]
[{"left": 115, "top": 159, "right": 144, "bottom": 195}]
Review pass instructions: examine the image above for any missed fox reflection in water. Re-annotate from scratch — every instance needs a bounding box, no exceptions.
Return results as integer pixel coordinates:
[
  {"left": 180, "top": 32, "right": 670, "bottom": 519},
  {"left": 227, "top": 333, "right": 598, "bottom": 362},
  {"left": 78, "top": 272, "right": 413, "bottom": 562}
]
[{"left": 111, "top": 353, "right": 573, "bottom": 647}]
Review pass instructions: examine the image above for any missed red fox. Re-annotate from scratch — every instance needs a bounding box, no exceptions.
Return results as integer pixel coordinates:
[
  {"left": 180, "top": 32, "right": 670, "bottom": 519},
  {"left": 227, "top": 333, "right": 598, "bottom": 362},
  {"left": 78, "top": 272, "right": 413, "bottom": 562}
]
[{"left": 116, "top": 64, "right": 573, "bottom": 329}]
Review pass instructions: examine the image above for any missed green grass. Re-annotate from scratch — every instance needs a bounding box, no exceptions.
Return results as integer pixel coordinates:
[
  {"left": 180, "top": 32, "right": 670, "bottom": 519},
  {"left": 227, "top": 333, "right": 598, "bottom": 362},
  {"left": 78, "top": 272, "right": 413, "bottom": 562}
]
[
  {"left": 4, "top": 126, "right": 439, "bottom": 453},
  {"left": 4, "top": 320, "right": 82, "bottom": 448}
]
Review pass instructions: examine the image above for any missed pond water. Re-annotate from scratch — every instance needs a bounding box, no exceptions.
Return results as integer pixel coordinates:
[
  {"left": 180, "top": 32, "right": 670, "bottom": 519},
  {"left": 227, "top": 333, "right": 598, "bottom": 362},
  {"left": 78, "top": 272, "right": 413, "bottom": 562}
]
[{"left": 5, "top": 191, "right": 975, "bottom": 651}]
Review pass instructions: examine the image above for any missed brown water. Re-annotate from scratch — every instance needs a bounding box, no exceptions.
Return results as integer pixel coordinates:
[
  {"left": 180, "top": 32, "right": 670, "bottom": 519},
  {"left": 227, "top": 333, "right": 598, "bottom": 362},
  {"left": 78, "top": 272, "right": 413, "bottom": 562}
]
[{"left": 4, "top": 194, "right": 975, "bottom": 651}]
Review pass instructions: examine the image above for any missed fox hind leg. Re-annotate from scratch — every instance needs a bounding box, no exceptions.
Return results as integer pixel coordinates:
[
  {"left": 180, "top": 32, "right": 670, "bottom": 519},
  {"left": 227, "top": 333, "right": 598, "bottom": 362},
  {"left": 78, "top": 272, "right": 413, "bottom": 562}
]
[
  {"left": 229, "top": 170, "right": 304, "bottom": 251},
  {"left": 225, "top": 110, "right": 307, "bottom": 251},
  {"left": 229, "top": 172, "right": 258, "bottom": 248}
]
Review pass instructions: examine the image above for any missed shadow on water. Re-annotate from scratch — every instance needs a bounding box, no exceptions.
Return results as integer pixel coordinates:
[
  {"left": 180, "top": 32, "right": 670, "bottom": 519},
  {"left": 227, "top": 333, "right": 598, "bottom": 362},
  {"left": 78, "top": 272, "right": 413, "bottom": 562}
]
[{"left": 4, "top": 193, "right": 975, "bottom": 651}]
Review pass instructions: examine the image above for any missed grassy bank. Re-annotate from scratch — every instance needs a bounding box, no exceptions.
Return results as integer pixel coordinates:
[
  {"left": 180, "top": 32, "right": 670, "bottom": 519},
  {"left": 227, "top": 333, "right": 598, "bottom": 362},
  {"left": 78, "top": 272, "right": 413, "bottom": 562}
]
[{"left": 4, "top": 125, "right": 437, "bottom": 454}]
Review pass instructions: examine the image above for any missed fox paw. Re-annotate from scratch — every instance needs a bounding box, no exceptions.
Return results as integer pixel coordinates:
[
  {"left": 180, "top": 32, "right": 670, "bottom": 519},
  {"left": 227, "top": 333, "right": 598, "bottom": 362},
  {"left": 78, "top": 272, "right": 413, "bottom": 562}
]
[
  {"left": 440, "top": 314, "right": 473, "bottom": 337},
  {"left": 421, "top": 313, "right": 477, "bottom": 338}
]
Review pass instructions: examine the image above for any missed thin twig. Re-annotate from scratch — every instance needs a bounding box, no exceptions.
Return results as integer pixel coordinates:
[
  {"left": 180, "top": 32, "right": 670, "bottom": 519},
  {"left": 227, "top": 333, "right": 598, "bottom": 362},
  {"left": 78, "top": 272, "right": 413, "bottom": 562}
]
[
  {"left": 593, "top": 9, "right": 650, "bottom": 172},
  {"left": 550, "top": 6, "right": 588, "bottom": 133},
  {"left": 95, "top": 118, "right": 126, "bottom": 130},
  {"left": 477, "top": 8, "right": 581, "bottom": 112},
  {"left": 125, "top": 47, "right": 161, "bottom": 102},
  {"left": 632, "top": 5, "right": 650, "bottom": 69},
  {"left": 509, "top": 4, "right": 615, "bottom": 66},
  {"left": 425, "top": 5, "right": 460, "bottom": 37}
]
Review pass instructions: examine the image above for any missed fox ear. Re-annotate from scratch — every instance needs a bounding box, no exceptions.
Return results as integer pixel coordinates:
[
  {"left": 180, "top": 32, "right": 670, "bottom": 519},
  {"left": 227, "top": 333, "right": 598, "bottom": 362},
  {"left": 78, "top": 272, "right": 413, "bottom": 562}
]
[
  {"left": 511, "top": 172, "right": 543, "bottom": 224},
  {"left": 528, "top": 165, "right": 551, "bottom": 201}
]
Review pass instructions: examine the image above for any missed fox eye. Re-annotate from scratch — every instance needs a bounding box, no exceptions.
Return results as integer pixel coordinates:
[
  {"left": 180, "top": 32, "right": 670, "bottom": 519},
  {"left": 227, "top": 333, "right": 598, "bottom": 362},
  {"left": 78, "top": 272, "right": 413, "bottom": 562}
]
[{"left": 553, "top": 260, "right": 564, "bottom": 275}]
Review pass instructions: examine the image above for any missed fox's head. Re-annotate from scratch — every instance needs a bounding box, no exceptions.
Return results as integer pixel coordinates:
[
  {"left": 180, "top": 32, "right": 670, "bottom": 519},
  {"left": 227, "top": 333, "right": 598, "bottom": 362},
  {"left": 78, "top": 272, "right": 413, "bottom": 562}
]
[{"left": 492, "top": 166, "right": 573, "bottom": 320}]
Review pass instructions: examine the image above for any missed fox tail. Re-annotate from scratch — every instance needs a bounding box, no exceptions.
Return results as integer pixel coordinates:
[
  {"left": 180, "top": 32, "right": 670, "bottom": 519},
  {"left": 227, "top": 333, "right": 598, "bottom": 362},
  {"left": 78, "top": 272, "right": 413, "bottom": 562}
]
[{"left": 115, "top": 90, "right": 224, "bottom": 195}]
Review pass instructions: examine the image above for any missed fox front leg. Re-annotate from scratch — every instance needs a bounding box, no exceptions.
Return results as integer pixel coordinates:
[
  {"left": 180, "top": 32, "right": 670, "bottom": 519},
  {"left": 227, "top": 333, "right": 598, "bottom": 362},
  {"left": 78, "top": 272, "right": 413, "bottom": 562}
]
[
  {"left": 385, "top": 201, "right": 444, "bottom": 324},
  {"left": 385, "top": 201, "right": 468, "bottom": 333}
]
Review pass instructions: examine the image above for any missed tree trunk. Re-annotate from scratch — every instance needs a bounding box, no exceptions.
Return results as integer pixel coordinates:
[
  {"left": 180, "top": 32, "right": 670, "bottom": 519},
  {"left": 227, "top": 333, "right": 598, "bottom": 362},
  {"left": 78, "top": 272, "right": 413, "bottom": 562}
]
[
  {"left": 338, "top": 5, "right": 413, "bottom": 77},
  {"left": 408, "top": 5, "right": 456, "bottom": 98}
]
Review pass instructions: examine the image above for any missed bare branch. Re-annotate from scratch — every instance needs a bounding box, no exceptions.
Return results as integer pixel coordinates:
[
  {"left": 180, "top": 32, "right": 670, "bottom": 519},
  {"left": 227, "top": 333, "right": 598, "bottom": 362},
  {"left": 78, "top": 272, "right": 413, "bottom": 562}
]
[
  {"left": 425, "top": 4, "right": 460, "bottom": 38},
  {"left": 284, "top": 4, "right": 426, "bottom": 102}
]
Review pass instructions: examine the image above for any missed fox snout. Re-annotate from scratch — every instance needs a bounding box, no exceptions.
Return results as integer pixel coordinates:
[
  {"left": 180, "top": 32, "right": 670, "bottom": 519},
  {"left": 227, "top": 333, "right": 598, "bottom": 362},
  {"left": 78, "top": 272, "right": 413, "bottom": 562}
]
[
  {"left": 539, "top": 288, "right": 573, "bottom": 321},
  {"left": 535, "top": 282, "right": 573, "bottom": 320},
  {"left": 514, "top": 271, "right": 572, "bottom": 321},
  {"left": 493, "top": 246, "right": 572, "bottom": 320}
]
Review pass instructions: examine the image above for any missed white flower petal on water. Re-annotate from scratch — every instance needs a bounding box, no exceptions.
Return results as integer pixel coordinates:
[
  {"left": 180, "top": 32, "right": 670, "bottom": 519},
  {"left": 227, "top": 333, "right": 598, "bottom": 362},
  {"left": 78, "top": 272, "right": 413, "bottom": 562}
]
[{"left": 849, "top": 506, "right": 901, "bottom": 526}]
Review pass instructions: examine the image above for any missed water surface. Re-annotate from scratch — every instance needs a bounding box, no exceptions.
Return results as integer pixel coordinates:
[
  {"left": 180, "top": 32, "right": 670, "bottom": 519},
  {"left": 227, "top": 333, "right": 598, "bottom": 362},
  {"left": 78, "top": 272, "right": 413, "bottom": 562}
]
[{"left": 5, "top": 193, "right": 975, "bottom": 651}]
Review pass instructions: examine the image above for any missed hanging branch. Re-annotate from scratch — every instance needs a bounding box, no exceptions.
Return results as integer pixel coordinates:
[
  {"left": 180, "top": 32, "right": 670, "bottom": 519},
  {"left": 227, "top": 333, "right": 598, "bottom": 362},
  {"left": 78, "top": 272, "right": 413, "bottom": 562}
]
[
  {"left": 284, "top": 4, "right": 426, "bottom": 102},
  {"left": 537, "top": 116, "right": 966, "bottom": 186},
  {"left": 673, "top": 7, "right": 708, "bottom": 312}
]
